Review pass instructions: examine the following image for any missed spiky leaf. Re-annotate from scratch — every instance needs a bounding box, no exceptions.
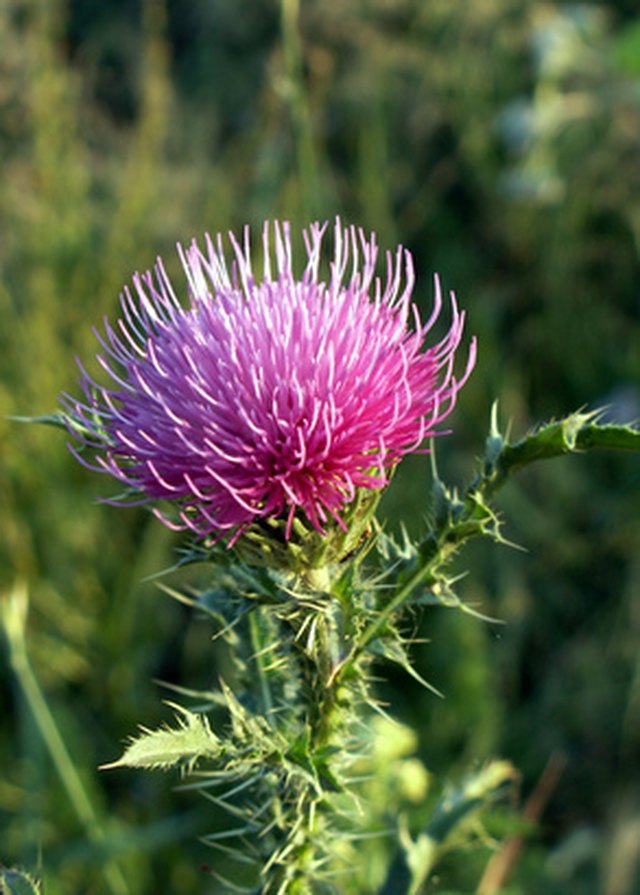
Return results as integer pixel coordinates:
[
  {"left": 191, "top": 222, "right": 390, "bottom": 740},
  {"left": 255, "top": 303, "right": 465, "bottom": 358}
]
[{"left": 101, "top": 706, "right": 220, "bottom": 772}]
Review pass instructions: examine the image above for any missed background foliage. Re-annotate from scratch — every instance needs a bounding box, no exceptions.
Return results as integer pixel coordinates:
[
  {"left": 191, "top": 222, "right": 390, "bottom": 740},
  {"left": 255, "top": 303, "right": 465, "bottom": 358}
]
[{"left": 1, "top": 0, "right": 638, "bottom": 892}]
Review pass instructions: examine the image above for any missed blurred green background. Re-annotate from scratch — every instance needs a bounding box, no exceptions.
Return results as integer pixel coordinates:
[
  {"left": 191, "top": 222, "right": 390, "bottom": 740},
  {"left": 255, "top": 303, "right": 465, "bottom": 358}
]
[{"left": 1, "top": 0, "right": 639, "bottom": 892}]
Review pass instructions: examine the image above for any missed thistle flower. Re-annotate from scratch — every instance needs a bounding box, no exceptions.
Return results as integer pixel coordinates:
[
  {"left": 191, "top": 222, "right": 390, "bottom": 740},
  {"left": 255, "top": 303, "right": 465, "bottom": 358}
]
[{"left": 62, "top": 220, "right": 476, "bottom": 544}]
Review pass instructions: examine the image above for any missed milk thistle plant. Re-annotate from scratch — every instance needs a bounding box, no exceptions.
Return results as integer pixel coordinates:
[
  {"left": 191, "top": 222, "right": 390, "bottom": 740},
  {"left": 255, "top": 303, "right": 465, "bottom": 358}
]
[{"left": 14, "top": 219, "right": 639, "bottom": 894}]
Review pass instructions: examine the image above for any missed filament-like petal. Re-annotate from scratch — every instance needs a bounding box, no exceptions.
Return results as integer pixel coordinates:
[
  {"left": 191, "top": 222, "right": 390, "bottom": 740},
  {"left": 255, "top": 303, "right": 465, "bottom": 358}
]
[{"left": 63, "top": 219, "right": 476, "bottom": 539}]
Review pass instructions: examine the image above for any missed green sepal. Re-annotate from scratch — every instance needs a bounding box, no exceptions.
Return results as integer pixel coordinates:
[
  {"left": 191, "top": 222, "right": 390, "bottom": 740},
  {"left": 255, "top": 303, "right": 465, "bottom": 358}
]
[
  {"left": 11, "top": 409, "right": 107, "bottom": 443},
  {"left": 232, "top": 485, "right": 382, "bottom": 574},
  {"left": 9, "top": 412, "right": 69, "bottom": 431}
]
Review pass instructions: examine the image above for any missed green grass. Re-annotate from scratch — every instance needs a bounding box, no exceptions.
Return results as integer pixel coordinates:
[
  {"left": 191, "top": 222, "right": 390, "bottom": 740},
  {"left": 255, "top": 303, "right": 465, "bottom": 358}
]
[{"left": 1, "top": 0, "right": 639, "bottom": 892}]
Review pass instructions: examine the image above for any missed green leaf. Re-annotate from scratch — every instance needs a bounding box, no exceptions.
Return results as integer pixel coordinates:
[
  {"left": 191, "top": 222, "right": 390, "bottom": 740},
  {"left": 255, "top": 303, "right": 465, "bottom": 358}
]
[
  {"left": 494, "top": 412, "right": 640, "bottom": 483},
  {"left": 0, "top": 868, "right": 42, "bottom": 895},
  {"left": 575, "top": 421, "right": 640, "bottom": 452},
  {"left": 426, "top": 760, "right": 516, "bottom": 843},
  {"left": 379, "top": 761, "right": 517, "bottom": 895},
  {"left": 377, "top": 821, "right": 436, "bottom": 895},
  {"left": 471, "top": 409, "right": 640, "bottom": 503},
  {"left": 101, "top": 705, "right": 220, "bottom": 772},
  {"left": 368, "top": 638, "right": 443, "bottom": 698}
]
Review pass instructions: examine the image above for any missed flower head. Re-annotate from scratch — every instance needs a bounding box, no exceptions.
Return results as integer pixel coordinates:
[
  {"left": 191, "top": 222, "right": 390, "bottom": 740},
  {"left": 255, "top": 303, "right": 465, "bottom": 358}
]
[{"left": 62, "top": 220, "right": 475, "bottom": 545}]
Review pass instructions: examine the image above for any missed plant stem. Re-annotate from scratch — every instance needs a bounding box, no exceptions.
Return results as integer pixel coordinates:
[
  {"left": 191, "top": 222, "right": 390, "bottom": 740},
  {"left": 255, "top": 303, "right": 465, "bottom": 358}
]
[
  {"left": 280, "top": 0, "right": 320, "bottom": 220},
  {"left": 335, "top": 415, "right": 640, "bottom": 691},
  {"left": 1, "top": 584, "right": 130, "bottom": 895},
  {"left": 263, "top": 571, "right": 354, "bottom": 891}
]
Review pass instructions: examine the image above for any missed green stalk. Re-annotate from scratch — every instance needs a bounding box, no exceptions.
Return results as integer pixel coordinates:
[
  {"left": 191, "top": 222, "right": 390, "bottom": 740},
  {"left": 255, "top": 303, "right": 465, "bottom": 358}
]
[
  {"left": 1, "top": 585, "right": 130, "bottom": 895},
  {"left": 265, "top": 575, "right": 352, "bottom": 892},
  {"left": 280, "top": 0, "right": 320, "bottom": 220},
  {"left": 249, "top": 609, "right": 275, "bottom": 718},
  {"left": 345, "top": 411, "right": 640, "bottom": 680},
  {"left": 263, "top": 411, "right": 640, "bottom": 890}
]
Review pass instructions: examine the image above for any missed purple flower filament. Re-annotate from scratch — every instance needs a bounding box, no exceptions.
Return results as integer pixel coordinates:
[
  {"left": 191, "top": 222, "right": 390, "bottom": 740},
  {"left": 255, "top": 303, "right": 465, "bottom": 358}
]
[{"left": 62, "top": 220, "right": 476, "bottom": 543}]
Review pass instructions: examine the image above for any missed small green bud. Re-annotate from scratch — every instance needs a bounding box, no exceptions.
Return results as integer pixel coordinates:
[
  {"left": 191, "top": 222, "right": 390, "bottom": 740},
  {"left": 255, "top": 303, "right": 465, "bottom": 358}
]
[{"left": 396, "top": 757, "right": 430, "bottom": 803}]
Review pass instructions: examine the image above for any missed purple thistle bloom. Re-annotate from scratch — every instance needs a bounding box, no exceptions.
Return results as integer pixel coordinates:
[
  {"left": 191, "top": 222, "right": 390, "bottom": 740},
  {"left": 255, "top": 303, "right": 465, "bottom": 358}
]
[{"left": 62, "top": 220, "right": 476, "bottom": 544}]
